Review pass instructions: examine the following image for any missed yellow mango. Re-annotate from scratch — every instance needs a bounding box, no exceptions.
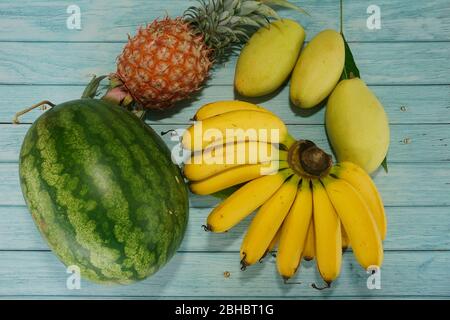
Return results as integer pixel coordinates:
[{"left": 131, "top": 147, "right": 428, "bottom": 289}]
[
  {"left": 325, "top": 78, "right": 390, "bottom": 174},
  {"left": 290, "top": 29, "right": 345, "bottom": 109},
  {"left": 235, "top": 19, "right": 305, "bottom": 97}
]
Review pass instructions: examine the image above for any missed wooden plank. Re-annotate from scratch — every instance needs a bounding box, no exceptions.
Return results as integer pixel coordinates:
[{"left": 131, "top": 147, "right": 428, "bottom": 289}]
[
  {"left": 184, "top": 162, "right": 450, "bottom": 208},
  {"left": 1, "top": 84, "right": 449, "bottom": 125},
  {"left": 0, "top": 250, "right": 448, "bottom": 297},
  {"left": 0, "top": 205, "right": 448, "bottom": 252},
  {"left": 0, "top": 42, "right": 449, "bottom": 86},
  {"left": 1, "top": 295, "right": 447, "bottom": 300},
  {"left": 341, "top": 0, "right": 450, "bottom": 42},
  {"left": 1, "top": 162, "right": 449, "bottom": 207},
  {"left": 0, "top": 1, "right": 448, "bottom": 42},
  {"left": 2, "top": 123, "right": 449, "bottom": 163}
]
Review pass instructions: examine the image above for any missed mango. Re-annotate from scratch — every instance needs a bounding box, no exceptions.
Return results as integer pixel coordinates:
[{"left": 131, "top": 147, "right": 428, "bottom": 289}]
[
  {"left": 325, "top": 78, "right": 390, "bottom": 174},
  {"left": 290, "top": 29, "right": 345, "bottom": 109},
  {"left": 235, "top": 19, "right": 305, "bottom": 97}
]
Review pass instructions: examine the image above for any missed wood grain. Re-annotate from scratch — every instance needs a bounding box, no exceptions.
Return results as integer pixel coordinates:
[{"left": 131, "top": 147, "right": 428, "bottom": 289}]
[
  {"left": 0, "top": 250, "right": 448, "bottom": 297},
  {"left": 1, "top": 85, "right": 449, "bottom": 125},
  {"left": 0, "top": 42, "right": 449, "bottom": 86},
  {"left": 0, "top": 1, "right": 448, "bottom": 42},
  {"left": 1, "top": 162, "right": 449, "bottom": 207},
  {"left": 1, "top": 123, "right": 449, "bottom": 163},
  {"left": 0, "top": 205, "right": 448, "bottom": 252}
]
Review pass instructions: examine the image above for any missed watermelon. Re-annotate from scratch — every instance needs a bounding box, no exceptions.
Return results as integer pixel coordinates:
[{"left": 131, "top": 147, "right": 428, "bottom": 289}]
[{"left": 18, "top": 98, "right": 189, "bottom": 284}]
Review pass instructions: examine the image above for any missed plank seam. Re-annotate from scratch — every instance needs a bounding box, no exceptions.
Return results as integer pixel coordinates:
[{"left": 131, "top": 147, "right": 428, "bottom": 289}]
[
  {"left": 1, "top": 204, "right": 450, "bottom": 209},
  {"left": 0, "top": 83, "right": 449, "bottom": 87},
  {"left": 0, "top": 249, "right": 448, "bottom": 253},
  {"left": 4, "top": 122, "right": 450, "bottom": 126},
  {"left": 0, "top": 295, "right": 448, "bottom": 298},
  {"left": 0, "top": 40, "right": 449, "bottom": 44}
]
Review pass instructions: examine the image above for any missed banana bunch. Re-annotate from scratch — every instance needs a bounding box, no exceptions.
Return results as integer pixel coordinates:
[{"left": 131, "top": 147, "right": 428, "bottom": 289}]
[
  {"left": 182, "top": 100, "right": 387, "bottom": 286},
  {"left": 182, "top": 100, "right": 295, "bottom": 195}
]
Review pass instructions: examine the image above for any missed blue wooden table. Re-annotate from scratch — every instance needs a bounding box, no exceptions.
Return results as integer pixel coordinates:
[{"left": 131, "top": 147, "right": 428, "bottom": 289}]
[{"left": 0, "top": 0, "right": 449, "bottom": 299}]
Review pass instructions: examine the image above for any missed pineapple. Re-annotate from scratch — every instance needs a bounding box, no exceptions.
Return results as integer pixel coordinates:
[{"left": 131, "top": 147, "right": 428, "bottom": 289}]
[{"left": 108, "top": 0, "right": 306, "bottom": 110}]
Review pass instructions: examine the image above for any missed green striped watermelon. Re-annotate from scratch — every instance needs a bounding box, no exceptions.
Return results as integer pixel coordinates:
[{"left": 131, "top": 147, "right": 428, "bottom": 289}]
[{"left": 19, "top": 98, "right": 189, "bottom": 284}]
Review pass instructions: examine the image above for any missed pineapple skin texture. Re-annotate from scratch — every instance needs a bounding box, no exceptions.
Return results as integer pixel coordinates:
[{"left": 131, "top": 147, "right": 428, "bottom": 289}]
[
  {"left": 290, "top": 29, "right": 345, "bottom": 109},
  {"left": 116, "top": 18, "right": 212, "bottom": 109},
  {"left": 325, "top": 78, "right": 390, "bottom": 174},
  {"left": 234, "top": 19, "right": 305, "bottom": 98}
]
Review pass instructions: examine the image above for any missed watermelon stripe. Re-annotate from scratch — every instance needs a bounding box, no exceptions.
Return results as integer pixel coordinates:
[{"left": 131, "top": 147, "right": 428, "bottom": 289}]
[
  {"left": 111, "top": 103, "right": 187, "bottom": 274},
  {"left": 106, "top": 109, "right": 182, "bottom": 271},
  {"left": 54, "top": 113, "right": 134, "bottom": 281},
  {"left": 44, "top": 109, "right": 129, "bottom": 281},
  {"left": 77, "top": 107, "right": 158, "bottom": 279},
  {"left": 61, "top": 105, "right": 151, "bottom": 281},
  {"left": 54, "top": 110, "right": 126, "bottom": 280},
  {"left": 22, "top": 113, "right": 106, "bottom": 282},
  {"left": 105, "top": 105, "right": 188, "bottom": 263},
  {"left": 109, "top": 106, "right": 188, "bottom": 223}
]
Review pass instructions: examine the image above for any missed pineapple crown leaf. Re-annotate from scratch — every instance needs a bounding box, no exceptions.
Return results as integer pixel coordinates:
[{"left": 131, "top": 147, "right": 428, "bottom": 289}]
[
  {"left": 238, "top": 1, "right": 263, "bottom": 16},
  {"left": 254, "top": 5, "right": 280, "bottom": 20},
  {"left": 260, "top": 0, "right": 310, "bottom": 16},
  {"left": 223, "top": 0, "right": 240, "bottom": 12},
  {"left": 219, "top": 10, "right": 231, "bottom": 22},
  {"left": 247, "top": 14, "right": 271, "bottom": 26},
  {"left": 183, "top": 0, "right": 307, "bottom": 58},
  {"left": 229, "top": 16, "right": 261, "bottom": 28}
]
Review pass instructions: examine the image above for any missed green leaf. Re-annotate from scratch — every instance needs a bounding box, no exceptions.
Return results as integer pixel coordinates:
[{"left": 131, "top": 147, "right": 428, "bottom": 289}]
[
  {"left": 260, "top": 0, "right": 310, "bottom": 16},
  {"left": 224, "top": 0, "right": 240, "bottom": 12},
  {"left": 255, "top": 4, "right": 281, "bottom": 20},
  {"left": 381, "top": 157, "right": 388, "bottom": 173},
  {"left": 340, "top": 34, "right": 360, "bottom": 81},
  {"left": 231, "top": 16, "right": 264, "bottom": 28},
  {"left": 81, "top": 75, "right": 107, "bottom": 99},
  {"left": 240, "top": 1, "right": 262, "bottom": 16}
]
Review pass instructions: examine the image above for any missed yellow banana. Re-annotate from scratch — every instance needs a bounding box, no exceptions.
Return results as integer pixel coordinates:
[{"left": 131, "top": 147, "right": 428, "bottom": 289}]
[
  {"left": 184, "top": 141, "right": 288, "bottom": 181},
  {"left": 277, "top": 178, "right": 313, "bottom": 280},
  {"left": 190, "top": 161, "right": 288, "bottom": 195},
  {"left": 303, "top": 218, "right": 315, "bottom": 261},
  {"left": 331, "top": 161, "right": 387, "bottom": 240},
  {"left": 182, "top": 110, "right": 292, "bottom": 151},
  {"left": 262, "top": 227, "right": 282, "bottom": 260},
  {"left": 240, "top": 175, "right": 300, "bottom": 268},
  {"left": 268, "top": 228, "right": 281, "bottom": 252},
  {"left": 194, "top": 100, "right": 271, "bottom": 121},
  {"left": 206, "top": 169, "right": 294, "bottom": 232},
  {"left": 341, "top": 222, "right": 350, "bottom": 250},
  {"left": 312, "top": 179, "right": 342, "bottom": 284},
  {"left": 322, "top": 176, "right": 383, "bottom": 269}
]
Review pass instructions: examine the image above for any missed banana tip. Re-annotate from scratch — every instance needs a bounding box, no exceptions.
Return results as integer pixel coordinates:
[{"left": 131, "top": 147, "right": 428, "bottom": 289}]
[
  {"left": 201, "top": 224, "right": 212, "bottom": 232},
  {"left": 240, "top": 254, "right": 249, "bottom": 271},
  {"left": 312, "top": 281, "right": 332, "bottom": 291}
]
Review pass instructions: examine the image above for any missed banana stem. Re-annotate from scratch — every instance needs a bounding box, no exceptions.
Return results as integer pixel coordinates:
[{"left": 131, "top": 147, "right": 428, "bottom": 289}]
[
  {"left": 13, "top": 100, "right": 55, "bottom": 124},
  {"left": 287, "top": 140, "right": 333, "bottom": 179}
]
